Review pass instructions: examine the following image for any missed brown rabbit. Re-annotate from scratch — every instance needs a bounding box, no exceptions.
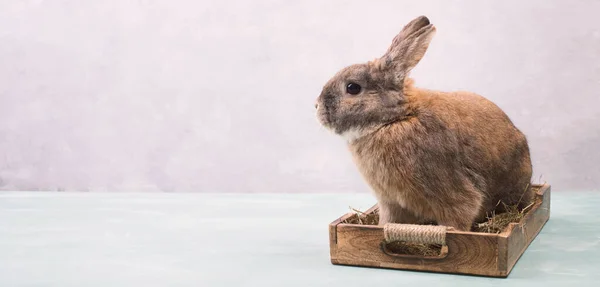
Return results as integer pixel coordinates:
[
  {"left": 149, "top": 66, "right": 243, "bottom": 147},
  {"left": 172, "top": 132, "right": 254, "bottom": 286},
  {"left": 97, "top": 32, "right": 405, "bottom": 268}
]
[{"left": 315, "top": 16, "right": 534, "bottom": 231}]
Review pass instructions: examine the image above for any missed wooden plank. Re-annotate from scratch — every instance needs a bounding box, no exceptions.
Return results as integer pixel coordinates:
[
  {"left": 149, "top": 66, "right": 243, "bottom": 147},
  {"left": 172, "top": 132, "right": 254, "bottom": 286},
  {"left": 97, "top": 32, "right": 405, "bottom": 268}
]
[
  {"left": 329, "top": 204, "right": 379, "bottom": 246},
  {"left": 497, "top": 184, "right": 550, "bottom": 275},
  {"left": 364, "top": 204, "right": 379, "bottom": 215},
  {"left": 329, "top": 211, "right": 357, "bottom": 248},
  {"left": 496, "top": 233, "right": 509, "bottom": 275},
  {"left": 505, "top": 184, "right": 551, "bottom": 271},
  {"left": 332, "top": 225, "right": 503, "bottom": 277}
]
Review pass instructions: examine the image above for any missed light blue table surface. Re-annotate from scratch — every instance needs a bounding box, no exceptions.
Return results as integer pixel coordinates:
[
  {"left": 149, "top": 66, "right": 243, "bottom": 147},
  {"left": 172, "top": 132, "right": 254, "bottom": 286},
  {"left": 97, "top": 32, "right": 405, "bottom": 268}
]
[{"left": 0, "top": 191, "right": 598, "bottom": 286}]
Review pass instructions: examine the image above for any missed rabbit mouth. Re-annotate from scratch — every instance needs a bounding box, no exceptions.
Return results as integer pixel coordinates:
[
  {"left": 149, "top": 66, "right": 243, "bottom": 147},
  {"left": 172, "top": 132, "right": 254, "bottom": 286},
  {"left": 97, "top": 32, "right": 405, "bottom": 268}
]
[
  {"left": 316, "top": 110, "right": 332, "bottom": 129},
  {"left": 315, "top": 103, "right": 330, "bottom": 126}
]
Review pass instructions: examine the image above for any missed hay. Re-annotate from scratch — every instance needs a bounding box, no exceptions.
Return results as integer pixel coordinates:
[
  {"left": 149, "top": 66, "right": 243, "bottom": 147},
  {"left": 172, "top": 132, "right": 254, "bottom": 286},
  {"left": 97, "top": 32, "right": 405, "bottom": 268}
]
[
  {"left": 342, "top": 207, "right": 379, "bottom": 225},
  {"left": 474, "top": 183, "right": 537, "bottom": 233},
  {"left": 387, "top": 241, "right": 443, "bottom": 257},
  {"left": 472, "top": 201, "right": 534, "bottom": 233}
]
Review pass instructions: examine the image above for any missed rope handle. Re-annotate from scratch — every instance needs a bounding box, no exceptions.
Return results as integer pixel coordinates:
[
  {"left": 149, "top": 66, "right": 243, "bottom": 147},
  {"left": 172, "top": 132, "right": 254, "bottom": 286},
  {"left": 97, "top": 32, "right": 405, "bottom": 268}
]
[{"left": 383, "top": 223, "right": 451, "bottom": 245}]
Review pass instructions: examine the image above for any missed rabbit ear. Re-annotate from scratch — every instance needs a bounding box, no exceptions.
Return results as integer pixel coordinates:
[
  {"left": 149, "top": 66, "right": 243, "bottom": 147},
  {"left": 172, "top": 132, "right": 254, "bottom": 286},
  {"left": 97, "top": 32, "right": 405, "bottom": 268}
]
[{"left": 381, "top": 16, "right": 436, "bottom": 81}]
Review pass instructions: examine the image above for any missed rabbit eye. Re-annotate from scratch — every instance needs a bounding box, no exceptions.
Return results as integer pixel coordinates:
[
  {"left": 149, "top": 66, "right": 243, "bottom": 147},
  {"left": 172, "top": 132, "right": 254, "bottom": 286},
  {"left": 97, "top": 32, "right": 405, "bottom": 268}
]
[{"left": 346, "top": 83, "right": 362, "bottom": 95}]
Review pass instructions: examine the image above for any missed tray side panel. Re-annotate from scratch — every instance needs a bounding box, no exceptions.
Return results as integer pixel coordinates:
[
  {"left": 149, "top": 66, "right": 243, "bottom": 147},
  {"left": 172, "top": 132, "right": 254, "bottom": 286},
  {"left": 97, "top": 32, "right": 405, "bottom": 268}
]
[
  {"left": 506, "top": 184, "right": 551, "bottom": 270},
  {"left": 329, "top": 209, "right": 360, "bottom": 256},
  {"left": 331, "top": 225, "right": 503, "bottom": 277}
]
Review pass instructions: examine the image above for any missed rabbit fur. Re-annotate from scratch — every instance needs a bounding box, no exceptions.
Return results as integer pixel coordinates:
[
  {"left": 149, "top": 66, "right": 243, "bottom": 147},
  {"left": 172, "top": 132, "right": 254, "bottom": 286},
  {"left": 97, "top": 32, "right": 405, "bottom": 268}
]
[{"left": 315, "top": 16, "right": 534, "bottom": 231}]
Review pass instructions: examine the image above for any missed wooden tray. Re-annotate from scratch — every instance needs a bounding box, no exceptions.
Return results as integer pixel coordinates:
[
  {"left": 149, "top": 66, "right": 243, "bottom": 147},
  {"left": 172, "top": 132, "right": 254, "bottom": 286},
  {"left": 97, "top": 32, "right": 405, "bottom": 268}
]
[{"left": 328, "top": 184, "right": 551, "bottom": 277}]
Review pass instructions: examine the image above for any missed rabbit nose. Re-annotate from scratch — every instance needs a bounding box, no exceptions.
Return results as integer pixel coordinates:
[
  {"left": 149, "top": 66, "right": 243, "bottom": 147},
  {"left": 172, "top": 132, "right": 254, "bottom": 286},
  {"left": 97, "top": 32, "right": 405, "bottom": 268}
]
[{"left": 315, "top": 103, "right": 319, "bottom": 109}]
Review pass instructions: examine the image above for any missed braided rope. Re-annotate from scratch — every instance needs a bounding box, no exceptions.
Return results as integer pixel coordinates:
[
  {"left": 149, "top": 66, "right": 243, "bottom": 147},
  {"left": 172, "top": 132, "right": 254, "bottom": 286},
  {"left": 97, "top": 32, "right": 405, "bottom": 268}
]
[{"left": 383, "top": 223, "right": 448, "bottom": 245}]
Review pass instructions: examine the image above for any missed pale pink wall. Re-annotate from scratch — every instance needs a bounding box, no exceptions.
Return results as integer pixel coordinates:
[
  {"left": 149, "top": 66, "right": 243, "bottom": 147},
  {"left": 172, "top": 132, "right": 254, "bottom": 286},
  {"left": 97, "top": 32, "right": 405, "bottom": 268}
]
[{"left": 0, "top": 0, "right": 599, "bottom": 192}]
